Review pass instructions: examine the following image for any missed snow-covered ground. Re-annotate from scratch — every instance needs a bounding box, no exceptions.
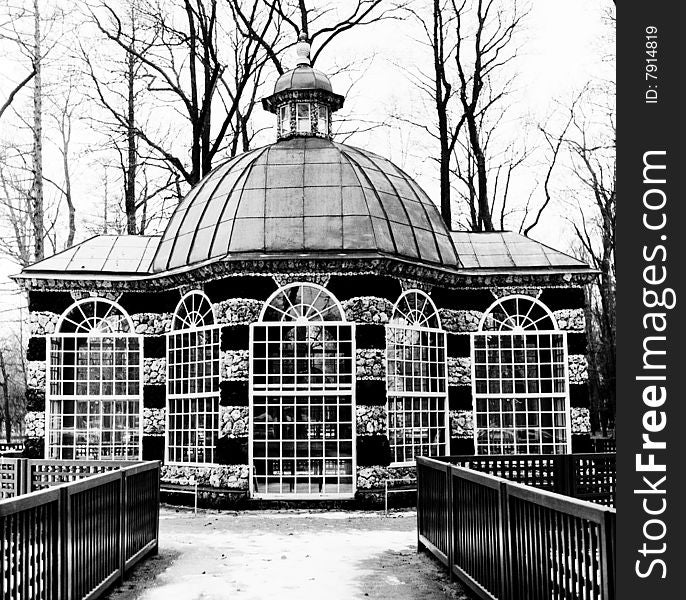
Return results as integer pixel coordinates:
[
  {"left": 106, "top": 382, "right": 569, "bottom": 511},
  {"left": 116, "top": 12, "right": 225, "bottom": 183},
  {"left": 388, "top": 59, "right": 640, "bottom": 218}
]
[{"left": 107, "top": 507, "right": 467, "bottom": 600}]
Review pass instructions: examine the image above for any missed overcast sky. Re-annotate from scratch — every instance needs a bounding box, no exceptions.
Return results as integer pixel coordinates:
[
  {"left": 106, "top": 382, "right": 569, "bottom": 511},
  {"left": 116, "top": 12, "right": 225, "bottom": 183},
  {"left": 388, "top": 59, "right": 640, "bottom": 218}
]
[{"left": 0, "top": 0, "right": 612, "bottom": 328}]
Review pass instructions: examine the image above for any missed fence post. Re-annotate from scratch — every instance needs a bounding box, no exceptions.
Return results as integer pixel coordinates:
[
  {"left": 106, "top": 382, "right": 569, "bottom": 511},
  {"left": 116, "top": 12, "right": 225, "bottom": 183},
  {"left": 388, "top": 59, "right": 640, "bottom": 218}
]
[
  {"left": 119, "top": 469, "right": 128, "bottom": 581},
  {"left": 601, "top": 510, "right": 616, "bottom": 600},
  {"left": 446, "top": 466, "right": 453, "bottom": 582},
  {"left": 154, "top": 462, "right": 161, "bottom": 555},
  {"left": 59, "top": 485, "right": 72, "bottom": 600},
  {"left": 559, "top": 454, "right": 574, "bottom": 497},
  {"left": 498, "top": 481, "right": 512, "bottom": 600}
]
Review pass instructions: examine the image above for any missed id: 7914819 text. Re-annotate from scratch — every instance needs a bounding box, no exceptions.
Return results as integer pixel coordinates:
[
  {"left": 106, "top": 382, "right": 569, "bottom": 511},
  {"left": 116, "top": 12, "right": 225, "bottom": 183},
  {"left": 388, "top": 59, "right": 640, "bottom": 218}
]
[{"left": 645, "top": 26, "right": 658, "bottom": 104}]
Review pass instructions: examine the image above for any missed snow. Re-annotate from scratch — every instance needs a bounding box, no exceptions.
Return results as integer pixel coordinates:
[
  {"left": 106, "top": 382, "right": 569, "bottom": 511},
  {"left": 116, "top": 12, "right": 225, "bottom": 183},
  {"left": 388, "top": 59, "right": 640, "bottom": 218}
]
[{"left": 107, "top": 507, "right": 466, "bottom": 600}]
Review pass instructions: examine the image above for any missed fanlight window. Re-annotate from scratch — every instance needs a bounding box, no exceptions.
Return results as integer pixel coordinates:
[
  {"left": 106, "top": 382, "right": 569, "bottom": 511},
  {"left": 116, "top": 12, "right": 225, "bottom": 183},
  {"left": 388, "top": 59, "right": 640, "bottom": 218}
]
[
  {"left": 167, "top": 291, "right": 220, "bottom": 465},
  {"left": 386, "top": 290, "right": 448, "bottom": 465},
  {"left": 251, "top": 283, "right": 355, "bottom": 498},
  {"left": 47, "top": 298, "right": 141, "bottom": 460},
  {"left": 472, "top": 295, "right": 570, "bottom": 455}
]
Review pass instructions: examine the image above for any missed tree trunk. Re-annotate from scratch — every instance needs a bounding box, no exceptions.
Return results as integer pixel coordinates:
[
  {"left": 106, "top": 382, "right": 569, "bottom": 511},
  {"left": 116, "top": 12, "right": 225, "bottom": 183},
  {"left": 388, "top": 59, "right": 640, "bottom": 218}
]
[
  {"left": 125, "top": 4, "right": 137, "bottom": 234},
  {"left": 0, "top": 352, "right": 11, "bottom": 443},
  {"left": 467, "top": 117, "right": 494, "bottom": 232},
  {"left": 62, "top": 131, "right": 75, "bottom": 247},
  {"left": 31, "top": 0, "right": 44, "bottom": 261}
]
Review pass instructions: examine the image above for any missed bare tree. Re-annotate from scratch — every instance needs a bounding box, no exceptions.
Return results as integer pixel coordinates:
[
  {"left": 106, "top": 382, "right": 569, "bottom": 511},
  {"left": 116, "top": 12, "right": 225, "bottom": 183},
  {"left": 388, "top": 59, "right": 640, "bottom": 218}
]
[
  {"left": 0, "top": 335, "right": 27, "bottom": 443},
  {"left": 0, "top": 3, "right": 36, "bottom": 120},
  {"left": 89, "top": 0, "right": 282, "bottom": 187}
]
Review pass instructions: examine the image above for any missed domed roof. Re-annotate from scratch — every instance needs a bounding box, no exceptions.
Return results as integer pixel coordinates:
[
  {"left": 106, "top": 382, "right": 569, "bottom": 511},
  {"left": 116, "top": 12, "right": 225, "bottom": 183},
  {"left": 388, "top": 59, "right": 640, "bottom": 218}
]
[
  {"left": 274, "top": 65, "right": 333, "bottom": 94},
  {"left": 151, "top": 137, "right": 459, "bottom": 273}
]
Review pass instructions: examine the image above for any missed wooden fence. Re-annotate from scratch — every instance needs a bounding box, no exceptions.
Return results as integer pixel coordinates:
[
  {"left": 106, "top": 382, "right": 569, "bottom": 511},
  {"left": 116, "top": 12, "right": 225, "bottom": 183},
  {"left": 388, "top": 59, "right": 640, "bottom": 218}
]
[
  {"left": 442, "top": 453, "right": 616, "bottom": 506},
  {"left": 417, "top": 456, "right": 616, "bottom": 600},
  {"left": 0, "top": 460, "right": 160, "bottom": 600}
]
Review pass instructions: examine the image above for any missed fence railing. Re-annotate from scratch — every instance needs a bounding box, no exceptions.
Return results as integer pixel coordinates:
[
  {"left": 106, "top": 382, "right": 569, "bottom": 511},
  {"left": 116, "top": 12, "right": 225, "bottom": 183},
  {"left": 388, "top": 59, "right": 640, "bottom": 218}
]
[
  {"left": 0, "top": 460, "right": 160, "bottom": 600},
  {"left": 441, "top": 452, "right": 616, "bottom": 506},
  {"left": 417, "top": 456, "right": 615, "bottom": 600}
]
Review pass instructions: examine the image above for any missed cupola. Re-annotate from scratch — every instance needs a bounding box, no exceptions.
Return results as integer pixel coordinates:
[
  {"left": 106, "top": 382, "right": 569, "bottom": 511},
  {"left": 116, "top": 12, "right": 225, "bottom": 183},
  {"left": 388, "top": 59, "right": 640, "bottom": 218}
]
[{"left": 261, "top": 34, "right": 345, "bottom": 140}]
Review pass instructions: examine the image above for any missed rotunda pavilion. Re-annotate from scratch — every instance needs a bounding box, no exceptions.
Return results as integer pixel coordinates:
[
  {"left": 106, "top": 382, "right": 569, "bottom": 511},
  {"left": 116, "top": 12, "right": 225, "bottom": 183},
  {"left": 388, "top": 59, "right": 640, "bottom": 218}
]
[{"left": 14, "top": 38, "right": 595, "bottom": 500}]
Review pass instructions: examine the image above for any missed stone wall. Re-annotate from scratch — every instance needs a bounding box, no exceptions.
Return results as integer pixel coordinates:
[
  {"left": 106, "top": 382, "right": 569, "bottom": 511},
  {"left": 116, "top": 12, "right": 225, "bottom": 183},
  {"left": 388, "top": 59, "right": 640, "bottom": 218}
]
[
  {"left": 451, "top": 409, "right": 474, "bottom": 438},
  {"left": 143, "top": 408, "right": 165, "bottom": 435},
  {"left": 357, "top": 465, "right": 416, "bottom": 489},
  {"left": 25, "top": 411, "right": 45, "bottom": 438},
  {"left": 133, "top": 313, "right": 172, "bottom": 335},
  {"left": 223, "top": 350, "right": 249, "bottom": 381},
  {"left": 439, "top": 309, "right": 482, "bottom": 332},
  {"left": 356, "top": 405, "right": 386, "bottom": 435},
  {"left": 143, "top": 358, "right": 166, "bottom": 385},
  {"left": 356, "top": 349, "right": 385, "bottom": 379},
  {"left": 214, "top": 298, "right": 263, "bottom": 324},
  {"left": 342, "top": 297, "right": 392, "bottom": 324},
  {"left": 161, "top": 464, "right": 249, "bottom": 490},
  {"left": 221, "top": 406, "right": 249, "bottom": 438}
]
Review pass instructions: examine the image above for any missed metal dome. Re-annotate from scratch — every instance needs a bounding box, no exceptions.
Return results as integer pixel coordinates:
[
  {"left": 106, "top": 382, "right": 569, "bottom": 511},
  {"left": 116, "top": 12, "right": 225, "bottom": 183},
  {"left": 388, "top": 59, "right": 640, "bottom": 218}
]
[
  {"left": 274, "top": 65, "right": 333, "bottom": 94},
  {"left": 151, "top": 137, "right": 459, "bottom": 273}
]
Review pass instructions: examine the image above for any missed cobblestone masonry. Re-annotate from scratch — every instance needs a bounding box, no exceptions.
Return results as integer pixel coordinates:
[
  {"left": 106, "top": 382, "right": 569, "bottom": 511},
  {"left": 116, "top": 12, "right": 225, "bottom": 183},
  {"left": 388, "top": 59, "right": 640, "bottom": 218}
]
[
  {"left": 25, "top": 353, "right": 590, "bottom": 390},
  {"left": 27, "top": 361, "right": 46, "bottom": 390},
  {"left": 356, "top": 405, "right": 386, "bottom": 435},
  {"left": 342, "top": 297, "right": 392, "bottom": 324},
  {"left": 143, "top": 408, "right": 165, "bottom": 435},
  {"left": 213, "top": 298, "right": 263, "bottom": 324},
  {"left": 356, "top": 349, "right": 385, "bottom": 379},
  {"left": 25, "top": 411, "right": 45, "bottom": 438},
  {"left": 27, "top": 305, "right": 584, "bottom": 338},
  {"left": 161, "top": 464, "right": 249, "bottom": 490},
  {"left": 357, "top": 466, "right": 417, "bottom": 489},
  {"left": 451, "top": 409, "right": 474, "bottom": 438},
  {"left": 221, "top": 406, "right": 249, "bottom": 438},
  {"left": 571, "top": 407, "right": 591, "bottom": 434},
  {"left": 133, "top": 313, "right": 172, "bottom": 335}
]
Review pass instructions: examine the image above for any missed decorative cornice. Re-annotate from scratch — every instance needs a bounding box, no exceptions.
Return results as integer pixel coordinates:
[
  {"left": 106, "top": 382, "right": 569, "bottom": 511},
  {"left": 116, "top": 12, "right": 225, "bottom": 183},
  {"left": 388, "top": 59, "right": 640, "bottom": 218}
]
[{"left": 16, "top": 255, "right": 595, "bottom": 294}]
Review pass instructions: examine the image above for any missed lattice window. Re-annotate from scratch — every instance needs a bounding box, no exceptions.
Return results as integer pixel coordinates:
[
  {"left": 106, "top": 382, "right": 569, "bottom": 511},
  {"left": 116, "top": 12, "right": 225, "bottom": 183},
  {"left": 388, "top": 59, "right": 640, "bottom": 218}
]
[
  {"left": 317, "top": 104, "right": 329, "bottom": 136},
  {"left": 386, "top": 290, "right": 448, "bottom": 465},
  {"left": 296, "top": 102, "right": 311, "bottom": 133},
  {"left": 166, "top": 291, "right": 220, "bottom": 465},
  {"left": 47, "top": 299, "right": 141, "bottom": 460},
  {"left": 251, "top": 283, "right": 356, "bottom": 498},
  {"left": 471, "top": 295, "right": 571, "bottom": 455}
]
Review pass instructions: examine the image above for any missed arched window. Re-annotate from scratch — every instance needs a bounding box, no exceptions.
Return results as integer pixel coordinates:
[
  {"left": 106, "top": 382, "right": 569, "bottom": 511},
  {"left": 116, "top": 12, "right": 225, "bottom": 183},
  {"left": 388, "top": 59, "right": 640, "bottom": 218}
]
[
  {"left": 386, "top": 290, "right": 448, "bottom": 464},
  {"left": 251, "top": 283, "right": 355, "bottom": 498},
  {"left": 472, "top": 295, "right": 571, "bottom": 455},
  {"left": 166, "top": 291, "right": 220, "bottom": 465},
  {"left": 47, "top": 298, "right": 141, "bottom": 460}
]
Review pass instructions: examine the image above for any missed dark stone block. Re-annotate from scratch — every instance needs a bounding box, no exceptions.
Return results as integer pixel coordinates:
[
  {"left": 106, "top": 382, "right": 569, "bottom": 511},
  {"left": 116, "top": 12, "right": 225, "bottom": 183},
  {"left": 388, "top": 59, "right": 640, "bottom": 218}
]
[
  {"left": 216, "top": 436, "right": 248, "bottom": 464},
  {"left": 205, "top": 276, "right": 276, "bottom": 302},
  {"left": 356, "top": 380, "right": 386, "bottom": 406},
  {"left": 539, "top": 287, "right": 585, "bottom": 310},
  {"left": 21, "top": 437, "right": 43, "bottom": 458},
  {"left": 571, "top": 434, "right": 592, "bottom": 453},
  {"left": 449, "top": 437, "right": 475, "bottom": 456},
  {"left": 120, "top": 291, "right": 181, "bottom": 314},
  {"left": 26, "top": 388, "right": 45, "bottom": 412},
  {"left": 446, "top": 333, "right": 470, "bottom": 357},
  {"left": 144, "top": 336, "right": 166, "bottom": 359},
  {"left": 27, "top": 337, "right": 46, "bottom": 361},
  {"left": 143, "top": 436, "right": 165, "bottom": 462},
  {"left": 28, "top": 291, "right": 73, "bottom": 314},
  {"left": 327, "top": 275, "right": 401, "bottom": 303},
  {"left": 567, "top": 332, "right": 587, "bottom": 355},
  {"left": 221, "top": 325, "right": 249, "bottom": 350},
  {"left": 430, "top": 288, "right": 495, "bottom": 311},
  {"left": 220, "top": 381, "right": 249, "bottom": 406},
  {"left": 448, "top": 386, "right": 472, "bottom": 410},
  {"left": 570, "top": 383, "right": 590, "bottom": 408},
  {"left": 357, "top": 435, "right": 392, "bottom": 466},
  {"left": 143, "top": 385, "right": 166, "bottom": 408},
  {"left": 355, "top": 325, "right": 385, "bottom": 348}
]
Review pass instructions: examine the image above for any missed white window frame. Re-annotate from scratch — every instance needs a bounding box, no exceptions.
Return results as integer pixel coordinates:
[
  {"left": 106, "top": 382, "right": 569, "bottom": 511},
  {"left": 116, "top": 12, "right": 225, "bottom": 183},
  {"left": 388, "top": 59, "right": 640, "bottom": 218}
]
[
  {"left": 46, "top": 298, "right": 143, "bottom": 461},
  {"left": 166, "top": 290, "right": 221, "bottom": 467},
  {"left": 471, "top": 294, "right": 572, "bottom": 456},
  {"left": 296, "top": 102, "right": 311, "bottom": 133},
  {"left": 385, "top": 289, "right": 450, "bottom": 466},
  {"left": 316, "top": 104, "right": 329, "bottom": 136},
  {"left": 249, "top": 282, "right": 357, "bottom": 500},
  {"left": 279, "top": 103, "right": 291, "bottom": 136}
]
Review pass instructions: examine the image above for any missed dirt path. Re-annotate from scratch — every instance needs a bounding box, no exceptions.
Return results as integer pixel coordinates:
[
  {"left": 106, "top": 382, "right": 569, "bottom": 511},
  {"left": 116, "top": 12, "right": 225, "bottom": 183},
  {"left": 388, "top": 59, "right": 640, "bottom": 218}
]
[{"left": 106, "top": 506, "right": 468, "bottom": 600}]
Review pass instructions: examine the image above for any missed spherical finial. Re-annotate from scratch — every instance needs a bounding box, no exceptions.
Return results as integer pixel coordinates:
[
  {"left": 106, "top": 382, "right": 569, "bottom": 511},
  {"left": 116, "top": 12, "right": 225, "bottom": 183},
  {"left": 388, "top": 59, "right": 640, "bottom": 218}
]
[{"left": 295, "top": 33, "right": 311, "bottom": 67}]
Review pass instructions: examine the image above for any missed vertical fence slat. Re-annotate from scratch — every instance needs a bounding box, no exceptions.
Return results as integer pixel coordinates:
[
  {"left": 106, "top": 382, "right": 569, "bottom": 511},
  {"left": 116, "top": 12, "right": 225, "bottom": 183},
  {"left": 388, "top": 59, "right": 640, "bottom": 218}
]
[{"left": 417, "top": 456, "right": 616, "bottom": 600}]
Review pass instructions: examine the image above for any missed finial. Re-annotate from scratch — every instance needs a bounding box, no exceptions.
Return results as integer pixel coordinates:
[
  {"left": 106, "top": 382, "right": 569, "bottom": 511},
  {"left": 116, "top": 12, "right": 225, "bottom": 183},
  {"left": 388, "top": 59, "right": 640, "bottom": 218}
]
[{"left": 295, "top": 32, "right": 311, "bottom": 67}]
